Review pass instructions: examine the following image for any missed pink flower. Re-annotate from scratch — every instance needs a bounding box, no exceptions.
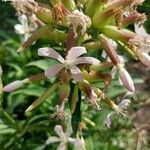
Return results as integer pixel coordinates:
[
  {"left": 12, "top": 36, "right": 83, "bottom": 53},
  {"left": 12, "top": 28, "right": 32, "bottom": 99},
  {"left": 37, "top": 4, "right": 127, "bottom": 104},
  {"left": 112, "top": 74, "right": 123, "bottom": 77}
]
[{"left": 38, "top": 46, "right": 100, "bottom": 82}]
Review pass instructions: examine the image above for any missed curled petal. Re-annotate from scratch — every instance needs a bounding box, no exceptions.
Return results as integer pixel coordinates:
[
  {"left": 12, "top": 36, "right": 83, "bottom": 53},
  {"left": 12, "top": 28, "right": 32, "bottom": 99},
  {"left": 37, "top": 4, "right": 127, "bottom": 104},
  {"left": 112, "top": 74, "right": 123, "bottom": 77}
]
[
  {"left": 72, "top": 57, "right": 100, "bottom": 66},
  {"left": 54, "top": 125, "right": 65, "bottom": 138},
  {"left": 46, "top": 136, "right": 60, "bottom": 145},
  {"left": 111, "top": 66, "right": 117, "bottom": 79},
  {"left": 38, "top": 47, "right": 65, "bottom": 63},
  {"left": 118, "top": 65, "right": 135, "bottom": 92},
  {"left": 45, "top": 64, "right": 64, "bottom": 79},
  {"left": 66, "top": 47, "right": 87, "bottom": 61},
  {"left": 103, "top": 113, "right": 112, "bottom": 128},
  {"left": 118, "top": 99, "right": 131, "bottom": 110},
  {"left": 70, "top": 66, "right": 83, "bottom": 82}
]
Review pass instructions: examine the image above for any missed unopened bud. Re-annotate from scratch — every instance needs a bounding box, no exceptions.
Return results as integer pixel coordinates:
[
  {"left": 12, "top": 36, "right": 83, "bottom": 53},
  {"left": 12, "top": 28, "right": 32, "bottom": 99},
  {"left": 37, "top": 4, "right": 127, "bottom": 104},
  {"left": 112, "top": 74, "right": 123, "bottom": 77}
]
[
  {"left": 117, "top": 64, "right": 135, "bottom": 92},
  {"left": 3, "top": 79, "right": 29, "bottom": 92},
  {"left": 137, "top": 52, "right": 150, "bottom": 67}
]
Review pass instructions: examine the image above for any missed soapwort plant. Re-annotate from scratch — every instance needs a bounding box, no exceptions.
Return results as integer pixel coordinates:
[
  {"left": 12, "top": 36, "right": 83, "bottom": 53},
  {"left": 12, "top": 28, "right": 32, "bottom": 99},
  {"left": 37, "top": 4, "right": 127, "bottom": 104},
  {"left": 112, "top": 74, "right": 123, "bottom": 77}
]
[{"left": 1, "top": 0, "right": 150, "bottom": 149}]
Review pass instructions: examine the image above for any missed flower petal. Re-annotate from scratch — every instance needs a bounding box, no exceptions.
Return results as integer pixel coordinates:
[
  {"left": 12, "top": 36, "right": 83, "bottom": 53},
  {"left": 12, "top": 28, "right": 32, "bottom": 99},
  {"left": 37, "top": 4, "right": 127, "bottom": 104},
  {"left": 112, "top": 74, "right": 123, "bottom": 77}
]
[
  {"left": 18, "top": 14, "right": 28, "bottom": 29},
  {"left": 103, "top": 113, "right": 112, "bottom": 128},
  {"left": 72, "top": 57, "right": 100, "bottom": 66},
  {"left": 66, "top": 47, "right": 87, "bottom": 61},
  {"left": 46, "top": 136, "right": 60, "bottom": 145},
  {"left": 111, "top": 66, "right": 117, "bottom": 79},
  {"left": 45, "top": 64, "right": 64, "bottom": 79},
  {"left": 54, "top": 125, "right": 65, "bottom": 138},
  {"left": 38, "top": 47, "right": 65, "bottom": 63},
  {"left": 118, "top": 99, "right": 131, "bottom": 110},
  {"left": 14, "top": 24, "right": 25, "bottom": 34},
  {"left": 70, "top": 66, "right": 83, "bottom": 82},
  {"left": 57, "top": 142, "right": 66, "bottom": 150},
  {"left": 134, "top": 24, "right": 150, "bottom": 37}
]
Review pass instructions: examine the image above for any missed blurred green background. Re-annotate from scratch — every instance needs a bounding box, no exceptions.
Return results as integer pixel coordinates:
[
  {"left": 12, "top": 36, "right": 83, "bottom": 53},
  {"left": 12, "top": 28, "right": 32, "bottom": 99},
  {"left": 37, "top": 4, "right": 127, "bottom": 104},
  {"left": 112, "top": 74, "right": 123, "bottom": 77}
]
[{"left": 0, "top": 0, "right": 150, "bottom": 150}]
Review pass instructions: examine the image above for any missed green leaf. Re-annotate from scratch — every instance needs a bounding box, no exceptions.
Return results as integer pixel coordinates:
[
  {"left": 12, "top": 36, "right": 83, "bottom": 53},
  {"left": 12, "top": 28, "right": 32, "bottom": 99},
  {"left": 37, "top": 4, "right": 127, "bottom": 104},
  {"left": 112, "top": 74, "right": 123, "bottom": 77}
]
[
  {"left": 27, "top": 59, "right": 57, "bottom": 70},
  {"left": 25, "top": 83, "right": 58, "bottom": 112},
  {"left": 0, "top": 128, "right": 16, "bottom": 135},
  {"left": 71, "top": 89, "right": 81, "bottom": 136}
]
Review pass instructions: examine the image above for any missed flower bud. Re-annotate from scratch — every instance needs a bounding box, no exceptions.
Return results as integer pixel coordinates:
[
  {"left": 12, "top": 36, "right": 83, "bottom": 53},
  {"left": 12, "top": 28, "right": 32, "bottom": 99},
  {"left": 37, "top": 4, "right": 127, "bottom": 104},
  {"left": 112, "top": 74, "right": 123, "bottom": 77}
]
[
  {"left": 3, "top": 79, "right": 29, "bottom": 92},
  {"left": 137, "top": 52, "right": 150, "bottom": 67},
  {"left": 117, "top": 64, "right": 135, "bottom": 92},
  {"left": 58, "top": 83, "right": 70, "bottom": 102},
  {"left": 62, "top": 0, "right": 76, "bottom": 11},
  {"left": 99, "top": 34, "right": 120, "bottom": 65}
]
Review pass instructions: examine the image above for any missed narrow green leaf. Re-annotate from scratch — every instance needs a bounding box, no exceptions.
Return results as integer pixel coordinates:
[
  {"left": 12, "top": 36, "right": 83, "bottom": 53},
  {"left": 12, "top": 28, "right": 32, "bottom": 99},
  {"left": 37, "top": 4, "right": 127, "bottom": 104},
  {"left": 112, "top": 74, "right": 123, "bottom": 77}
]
[
  {"left": 71, "top": 89, "right": 81, "bottom": 136},
  {"left": 25, "top": 83, "right": 58, "bottom": 112}
]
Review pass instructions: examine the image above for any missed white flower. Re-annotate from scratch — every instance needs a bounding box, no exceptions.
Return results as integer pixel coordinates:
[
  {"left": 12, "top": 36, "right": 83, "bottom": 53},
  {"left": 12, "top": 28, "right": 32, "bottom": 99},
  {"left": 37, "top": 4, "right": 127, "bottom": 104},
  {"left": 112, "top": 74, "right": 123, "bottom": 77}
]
[
  {"left": 38, "top": 47, "right": 100, "bottom": 82},
  {"left": 67, "top": 10, "right": 91, "bottom": 37},
  {"left": 14, "top": 14, "right": 38, "bottom": 41},
  {"left": 46, "top": 125, "right": 86, "bottom": 150},
  {"left": 103, "top": 95, "right": 131, "bottom": 128}
]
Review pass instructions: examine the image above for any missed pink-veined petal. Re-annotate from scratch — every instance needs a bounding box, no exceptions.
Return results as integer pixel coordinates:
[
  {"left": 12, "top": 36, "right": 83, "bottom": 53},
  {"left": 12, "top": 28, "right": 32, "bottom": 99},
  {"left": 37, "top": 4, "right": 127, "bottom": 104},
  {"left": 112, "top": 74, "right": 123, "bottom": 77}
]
[
  {"left": 70, "top": 66, "right": 83, "bottom": 82},
  {"left": 45, "top": 64, "right": 64, "bottom": 79},
  {"left": 66, "top": 47, "right": 87, "bottom": 61},
  {"left": 71, "top": 57, "right": 100, "bottom": 66},
  {"left": 54, "top": 125, "right": 65, "bottom": 138},
  {"left": 46, "top": 136, "right": 60, "bottom": 145},
  {"left": 38, "top": 47, "right": 65, "bottom": 63}
]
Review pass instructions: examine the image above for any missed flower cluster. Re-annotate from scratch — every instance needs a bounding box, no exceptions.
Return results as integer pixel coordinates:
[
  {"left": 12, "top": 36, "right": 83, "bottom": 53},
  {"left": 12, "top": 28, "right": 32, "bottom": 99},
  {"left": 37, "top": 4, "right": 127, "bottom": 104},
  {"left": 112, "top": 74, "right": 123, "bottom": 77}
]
[{"left": 1, "top": 0, "right": 150, "bottom": 148}]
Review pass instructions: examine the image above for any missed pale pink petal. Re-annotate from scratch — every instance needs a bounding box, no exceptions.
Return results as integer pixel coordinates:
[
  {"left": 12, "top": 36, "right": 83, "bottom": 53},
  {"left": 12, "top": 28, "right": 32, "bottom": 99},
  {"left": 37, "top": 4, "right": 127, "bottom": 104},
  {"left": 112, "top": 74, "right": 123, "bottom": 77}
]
[
  {"left": 118, "top": 66, "right": 135, "bottom": 92},
  {"left": 3, "top": 80, "right": 24, "bottom": 92},
  {"left": 45, "top": 64, "right": 64, "bottom": 79},
  {"left": 70, "top": 66, "right": 83, "bottom": 82},
  {"left": 57, "top": 142, "right": 66, "bottom": 150},
  {"left": 66, "top": 47, "right": 87, "bottom": 61},
  {"left": 38, "top": 48, "right": 65, "bottom": 63},
  {"left": 14, "top": 24, "right": 25, "bottom": 34},
  {"left": 71, "top": 57, "right": 100, "bottom": 66},
  {"left": 137, "top": 52, "right": 150, "bottom": 67},
  {"left": 134, "top": 24, "right": 150, "bottom": 37},
  {"left": 54, "top": 125, "right": 65, "bottom": 138},
  {"left": 45, "top": 136, "right": 60, "bottom": 145}
]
